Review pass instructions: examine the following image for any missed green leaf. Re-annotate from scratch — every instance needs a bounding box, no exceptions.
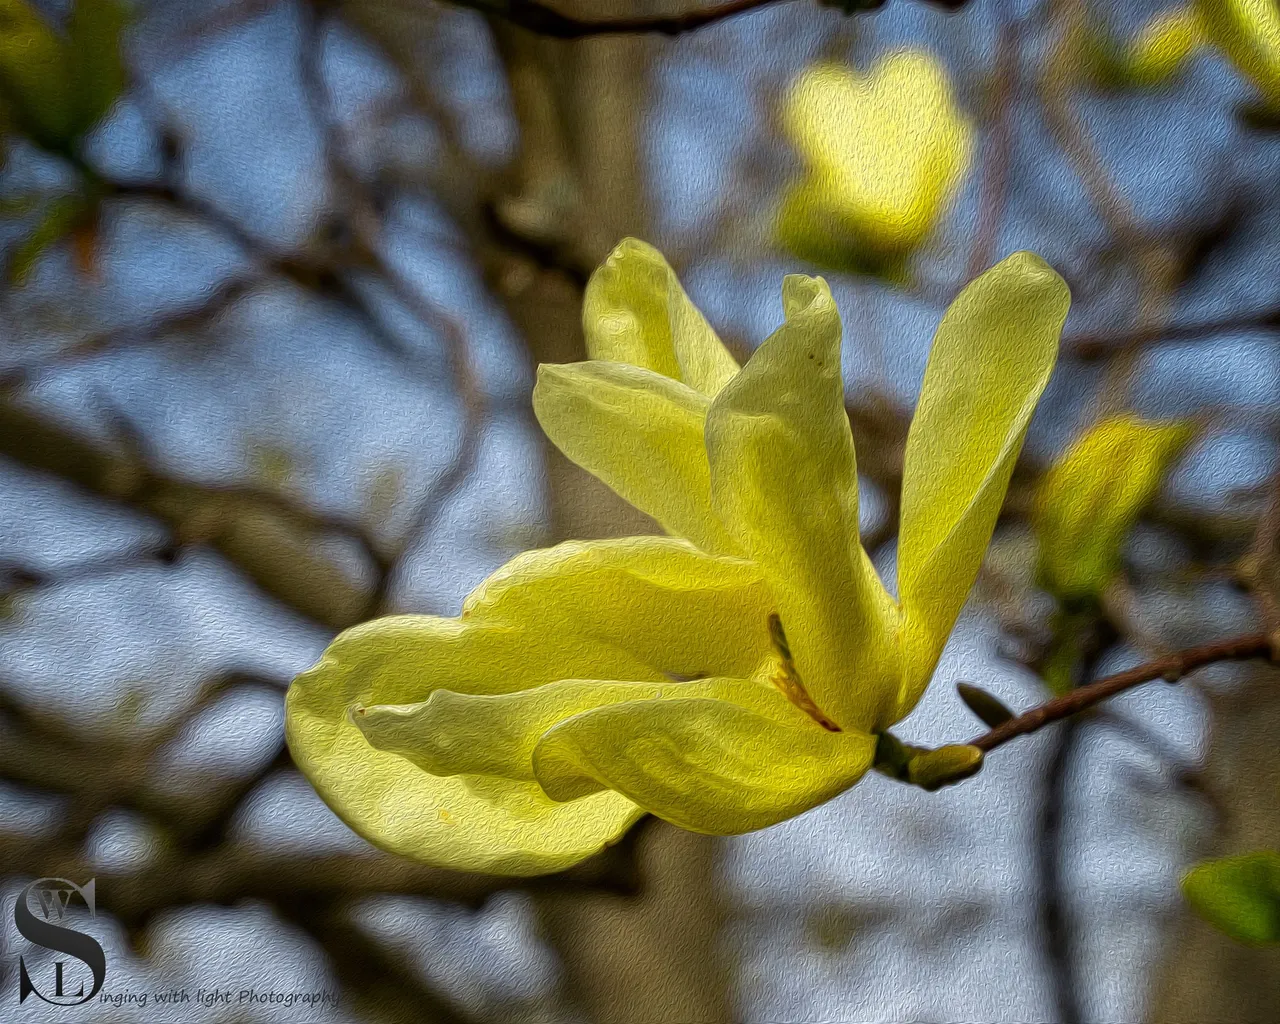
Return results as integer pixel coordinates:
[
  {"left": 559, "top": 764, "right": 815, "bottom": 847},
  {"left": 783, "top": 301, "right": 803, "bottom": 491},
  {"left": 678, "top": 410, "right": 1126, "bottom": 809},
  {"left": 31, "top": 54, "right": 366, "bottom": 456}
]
[
  {"left": 896, "top": 251, "right": 1069, "bottom": 719},
  {"left": 705, "top": 274, "right": 900, "bottom": 733},
  {"left": 1182, "top": 850, "right": 1280, "bottom": 944},
  {"left": 532, "top": 695, "right": 877, "bottom": 834},
  {"left": 582, "top": 237, "right": 739, "bottom": 396},
  {"left": 67, "top": 0, "right": 129, "bottom": 138},
  {"left": 532, "top": 361, "right": 740, "bottom": 555}
]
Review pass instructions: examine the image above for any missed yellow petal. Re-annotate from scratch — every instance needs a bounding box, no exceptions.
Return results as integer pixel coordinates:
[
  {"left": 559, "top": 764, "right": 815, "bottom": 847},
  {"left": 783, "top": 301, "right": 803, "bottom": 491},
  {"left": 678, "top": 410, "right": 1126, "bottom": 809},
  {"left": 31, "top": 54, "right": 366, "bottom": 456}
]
[
  {"left": 1196, "top": 0, "right": 1280, "bottom": 106},
  {"left": 781, "top": 50, "right": 973, "bottom": 261},
  {"left": 353, "top": 675, "right": 785, "bottom": 782},
  {"left": 774, "top": 178, "right": 908, "bottom": 280},
  {"left": 583, "top": 237, "right": 739, "bottom": 395},
  {"left": 532, "top": 361, "right": 740, "bottom": 554},
  {"left": 896, "top": 252, "right": 1069, "bottom": 719},
  {"left": 463, "top": 536, "right": 771, "bottom": 680},
  {"left": 1033, "top": 414, "right": 1195, "bottom": 600},
  {"left": 1126, "top": 6, "right": 1205, "bottom": 86},
  {"left": 286, "top": 536, "right": 771, "bottom": 874},
  {"left": 532, "top": 694, "right": 877, "bottom": 835},
  {"left": 286, "top": 617, "right": 644, "bottom": 875},
  {"left": 705, "top": 274, "right": 899, "bottom": 733}
]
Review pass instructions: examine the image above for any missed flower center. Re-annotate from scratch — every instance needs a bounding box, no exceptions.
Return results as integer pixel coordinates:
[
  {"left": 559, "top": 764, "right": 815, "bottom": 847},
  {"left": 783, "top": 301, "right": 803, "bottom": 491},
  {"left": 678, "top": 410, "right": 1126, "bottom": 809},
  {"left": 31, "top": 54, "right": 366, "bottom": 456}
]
[{"left": 767, "top": 613, "right": 842, "bottom": 732}]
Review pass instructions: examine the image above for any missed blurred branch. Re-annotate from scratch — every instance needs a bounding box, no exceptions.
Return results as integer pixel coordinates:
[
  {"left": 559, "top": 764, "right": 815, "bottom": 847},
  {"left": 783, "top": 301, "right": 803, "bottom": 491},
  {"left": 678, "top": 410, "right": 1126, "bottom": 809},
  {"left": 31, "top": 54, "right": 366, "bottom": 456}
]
[
  {"left": 1038, "top": 0, "right": 1141, "bottom": 248},
  {"left": 278, "top": 897, "right": 486, "bottom": 1024},
  {"left": 0, "top": 544, "right": 179, "bottom": 597},
  {"left": 1036, "top": 714, "right": 1084, "bottom": 1024},
  {"left": 1235, "top": 470, "right": 1280, "bottom": 650},
  {"left": 0, "top": 277, "right": 257, "bottom": 389},
  {"left": 965, "top": 0, "right": 1020, "bottom": 279},
  {"left": 0, "top": 669, "right": 283, "bottom": 837},
  {"left": 968, "top": 632, "right": 1272, "bottom": 754},
  {"left": 0, "top": 399, "right": 385, "bottom": 628},
  {"left": 0, "top": 825, "right": 646, "bottom": 928},
  {"left": 435, "top": 0, "right": 788, "bottom": 38},
  {"left": 1064, "top": 305, "right": 1280, "bottom": 361},
  {"left": 1093, "top": 708, "right": 1225, "bottom": 824},
  {"left": 1038, "top": 0, "right": 1178, "bottom": 415}
]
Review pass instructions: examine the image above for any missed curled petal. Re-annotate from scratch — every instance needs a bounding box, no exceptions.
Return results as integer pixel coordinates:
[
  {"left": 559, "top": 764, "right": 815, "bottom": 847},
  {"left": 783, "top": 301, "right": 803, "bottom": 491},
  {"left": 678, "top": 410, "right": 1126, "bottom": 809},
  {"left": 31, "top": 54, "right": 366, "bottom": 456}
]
[
  {"left": 706, "top": 274, "right": 899, "bottom": 732},
  {"left": 532, "top": 694, "right": 877, "bottom": 835},
  {"left": 353, "top": 676, "right": 777, "bottom": 782},
  {"left": 287, "top": 627, "right": 643, "bottom": 875},
  {"left": 583, "top": 237, "right": 739, "bottom": 395}
]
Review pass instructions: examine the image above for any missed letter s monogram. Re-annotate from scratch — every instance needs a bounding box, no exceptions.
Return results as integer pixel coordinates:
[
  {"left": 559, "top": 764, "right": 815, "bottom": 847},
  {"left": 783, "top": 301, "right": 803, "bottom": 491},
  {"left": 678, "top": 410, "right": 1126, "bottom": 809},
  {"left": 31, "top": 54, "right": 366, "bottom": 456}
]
[{"left": 14, "top": 878, "right": 106, "bottom": 1005}]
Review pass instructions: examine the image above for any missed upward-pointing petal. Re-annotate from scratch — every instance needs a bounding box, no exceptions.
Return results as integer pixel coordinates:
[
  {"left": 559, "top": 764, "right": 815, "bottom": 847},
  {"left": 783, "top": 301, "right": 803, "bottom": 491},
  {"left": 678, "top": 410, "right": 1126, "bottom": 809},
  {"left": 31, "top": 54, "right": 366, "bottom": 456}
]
[
  {"left": 705, "top": 275, "right": 899, "bottom": 733},
  {"left": 896, "top": 251, "right": 1069, "bottom": 720}
]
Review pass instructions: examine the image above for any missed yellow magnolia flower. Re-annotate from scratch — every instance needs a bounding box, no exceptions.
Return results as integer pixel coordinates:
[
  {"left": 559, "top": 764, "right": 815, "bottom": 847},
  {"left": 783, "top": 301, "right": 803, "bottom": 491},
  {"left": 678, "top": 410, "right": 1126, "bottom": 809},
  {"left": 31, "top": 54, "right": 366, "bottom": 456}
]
[
  {"left": 1192, "top": 0, "right": 1280, "bottom": 106},
  {"left": 1033, "top": 414, "right": 1195, "bottom": 602},
  {"left": 776, "top": 50, "right": 973, "bottom": 274},
  {"left": 286, "top": 238, "right": 1070, "bottom": 876}
]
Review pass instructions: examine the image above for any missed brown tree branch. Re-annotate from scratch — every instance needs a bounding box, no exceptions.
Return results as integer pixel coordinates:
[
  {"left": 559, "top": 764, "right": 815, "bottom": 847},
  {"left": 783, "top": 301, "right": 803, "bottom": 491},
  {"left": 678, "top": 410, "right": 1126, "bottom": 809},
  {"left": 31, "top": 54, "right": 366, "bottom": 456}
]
[
  {"left": 968, "top": 633, "right": 1272, "bottom": 754},
  {"left": 0, "top": 398, "right": 386, "bottom": 629},
  {"left": 965, "top": 0, "right": 1020, "bottom": 280},
  {"left": 438, "top": 0, "right": 788, "bottom": 39},
  {"left": 1064, "top": 306, "right": 1280, "bottom": 362}
]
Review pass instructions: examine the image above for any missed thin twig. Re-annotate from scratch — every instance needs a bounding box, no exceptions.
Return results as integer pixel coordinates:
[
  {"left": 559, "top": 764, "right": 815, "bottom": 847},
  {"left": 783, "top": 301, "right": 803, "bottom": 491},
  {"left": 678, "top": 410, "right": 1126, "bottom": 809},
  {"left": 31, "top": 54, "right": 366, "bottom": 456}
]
[
  {"left": 438, "top": 0, "right": 788, "bottom": 39},
  {"left": 1064, "top": 305, "right": 1280, "bottom": 361},
  {"left": 969, "top": 633, "right": 1271, "bottom": 753},
  {"left": 965, "top": 0, "right": 1020, "bottom": 279},
  {"left": 1037, "top": 714, "right": 1084, "bottom": 1024}
]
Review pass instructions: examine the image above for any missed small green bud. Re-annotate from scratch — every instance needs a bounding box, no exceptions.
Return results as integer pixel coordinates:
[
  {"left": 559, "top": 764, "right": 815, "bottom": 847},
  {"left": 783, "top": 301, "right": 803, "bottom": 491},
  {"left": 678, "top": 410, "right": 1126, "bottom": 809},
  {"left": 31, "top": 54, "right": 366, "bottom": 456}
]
[
  {"left": 906, "top": 744, "right": 984, "bottom": 791},
  {"left": 956, "top": 683, "right": 1015, "bottom": 728}
]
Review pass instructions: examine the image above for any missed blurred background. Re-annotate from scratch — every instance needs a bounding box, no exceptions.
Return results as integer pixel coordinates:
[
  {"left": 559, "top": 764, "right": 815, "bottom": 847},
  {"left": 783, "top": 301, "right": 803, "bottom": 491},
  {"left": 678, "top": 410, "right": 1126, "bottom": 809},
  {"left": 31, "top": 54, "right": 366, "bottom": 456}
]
[{"left": 1, "top": 0, "right": 1279, "bottom": 1020}]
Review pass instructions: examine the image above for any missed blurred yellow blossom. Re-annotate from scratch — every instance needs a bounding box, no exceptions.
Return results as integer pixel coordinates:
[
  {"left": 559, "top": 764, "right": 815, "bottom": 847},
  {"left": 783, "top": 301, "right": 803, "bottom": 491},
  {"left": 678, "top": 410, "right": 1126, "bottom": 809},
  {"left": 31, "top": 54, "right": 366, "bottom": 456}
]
[
  {"left": 776, "top": 50, "right": 973, "bottom": 275},
  {"left": 1033, "top": 414, "right": 1195, "bottom": 602},
  {"left": 1125, "top": 6, "right": 1206, "bottom": 86},
  {"left": 1196, "top": 0, "right": 1280, "bottom": 106}
]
